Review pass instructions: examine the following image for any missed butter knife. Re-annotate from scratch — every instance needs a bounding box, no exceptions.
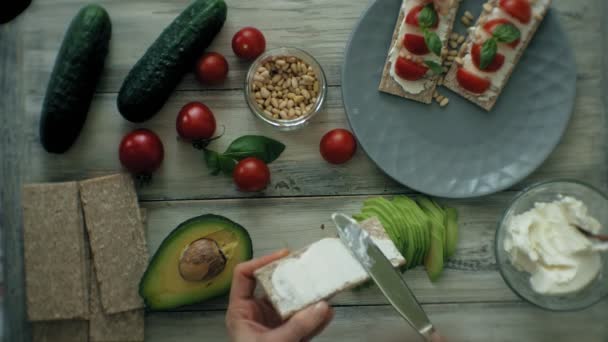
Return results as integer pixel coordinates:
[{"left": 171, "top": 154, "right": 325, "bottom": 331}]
[{"left": 331, "top": 213, "right": 443, "bottom": 342}]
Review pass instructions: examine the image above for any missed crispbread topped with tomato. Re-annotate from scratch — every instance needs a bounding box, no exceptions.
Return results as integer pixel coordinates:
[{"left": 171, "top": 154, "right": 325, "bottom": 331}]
[
  {"left": 379, "top": 0, "right": 460, "bottom": 103},
  {"left": 444, "top": 0, "right": 552, "bottom": 110}
]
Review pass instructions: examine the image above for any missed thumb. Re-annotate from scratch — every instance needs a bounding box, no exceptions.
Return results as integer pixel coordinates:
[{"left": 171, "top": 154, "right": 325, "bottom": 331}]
[{"left": 269, "top": 302, "right": 331, "bottom": 341}]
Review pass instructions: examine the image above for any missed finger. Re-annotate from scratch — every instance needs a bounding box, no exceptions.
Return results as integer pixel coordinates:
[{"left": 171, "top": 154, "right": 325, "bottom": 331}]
[
  {"left": 430, "top": 331, "right": 447, "bottom": 342},
  {"left": 303, "top": 305, "right": 334, "bottom": 342},
  {"left": 229, "top": 249, "right": 289, "bottom": 301},
  {"left": 269, "top": 301, "right": 331, "bottom": 341}
]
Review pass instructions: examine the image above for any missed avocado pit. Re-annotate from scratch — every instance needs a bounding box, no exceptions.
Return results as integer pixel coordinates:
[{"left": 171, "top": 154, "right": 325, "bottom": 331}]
[{"left": 179, "top": 238, "right": 226, "bottom": 281}]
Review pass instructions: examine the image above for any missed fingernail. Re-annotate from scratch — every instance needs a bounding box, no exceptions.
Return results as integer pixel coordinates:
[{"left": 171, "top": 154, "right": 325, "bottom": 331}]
[{"left": 313, "top": 302, "right": 327, "bottom": 313}]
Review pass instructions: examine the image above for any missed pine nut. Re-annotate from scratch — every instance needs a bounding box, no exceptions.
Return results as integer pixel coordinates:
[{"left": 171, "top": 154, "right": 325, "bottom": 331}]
[
  {"left": 483, "top": 3, "right": 493, "bottom": 12},
  {"left": 440, "top": 97, "right": 449, "bottom": 107},
  {"left": 457, "top": 36, "right": 465, "bottom": 44},
  {"left": 260, "top": 87, "right": 270, "bottom": 98},
  {"left": 464, "top": 11, "right": 474, "bottom": 19}
]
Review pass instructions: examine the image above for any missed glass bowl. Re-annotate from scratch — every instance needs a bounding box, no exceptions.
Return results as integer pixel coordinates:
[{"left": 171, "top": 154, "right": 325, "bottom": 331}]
[
  {"left": 495, "top": 180, "right": 608, "bottom": 311},
  {"left": 245, "top": 47, "right": 327, "bottom": 131}
]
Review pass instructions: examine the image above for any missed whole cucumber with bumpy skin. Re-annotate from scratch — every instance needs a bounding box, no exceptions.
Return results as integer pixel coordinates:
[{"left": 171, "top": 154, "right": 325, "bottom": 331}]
[
  {"left": 39, "top": 4, "right": 111, "bottom": 153},
  {"left": 117, "top": 0, "right": 227, "bottom": 123}
]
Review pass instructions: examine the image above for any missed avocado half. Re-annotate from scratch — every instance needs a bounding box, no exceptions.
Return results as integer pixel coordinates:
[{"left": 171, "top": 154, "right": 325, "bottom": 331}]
[{"left": 139, "top": 214, "right": 253, "bottom": 310}]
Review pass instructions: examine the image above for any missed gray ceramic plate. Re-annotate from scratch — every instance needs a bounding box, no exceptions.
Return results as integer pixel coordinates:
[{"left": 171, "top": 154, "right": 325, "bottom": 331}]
[{"left": 342, "top": 0, "right": 576, "bottom": 198}]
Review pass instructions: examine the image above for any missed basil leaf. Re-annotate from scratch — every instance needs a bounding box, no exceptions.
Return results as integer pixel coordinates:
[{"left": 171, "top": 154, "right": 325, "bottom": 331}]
[
  {"left": 418, "top": 4, "right": 437, "bottom": 29},
  {"left": 480, "top": 38, "right": 497, "bottom": 70},
  {"left": 218, "top": 155, "right": 238, "bottom": 175},
  {"left": 492, "top": 23, "right": 520, "bottom": 43},
  {"left": 204, "top": 149, "right": 222, "bottom": 176},
  {"left": 424, "top": 60, "right": 444, "bottom": 75},
  {"left": 423, "top": 30, "right": 442, "bottom": 57},
  {"left": 223, "top": 135, "right": 286, "bottom": 164}
]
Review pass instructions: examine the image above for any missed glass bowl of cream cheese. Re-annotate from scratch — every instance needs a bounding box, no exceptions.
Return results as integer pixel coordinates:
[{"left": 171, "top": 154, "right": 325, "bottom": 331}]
[{"left": 496, "top": 180, "right": 608, "bottom": 311}]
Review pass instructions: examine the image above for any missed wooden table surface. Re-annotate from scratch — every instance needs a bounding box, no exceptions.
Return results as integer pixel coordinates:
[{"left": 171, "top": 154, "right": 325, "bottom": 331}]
[{"left": 2, "top": 0, "right": 608, "bottom": 341}]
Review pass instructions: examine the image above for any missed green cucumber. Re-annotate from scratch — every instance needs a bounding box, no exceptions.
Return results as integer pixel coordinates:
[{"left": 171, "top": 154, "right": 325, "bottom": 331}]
[
  {"left": 39, "top": 4, "right": 111, "bottom": 154},
  {"left": 117, "top": 0, "right": 227, "bottom": 123},
  {"left": 1, "top": 0, "right": 31, "bottom": 23}
]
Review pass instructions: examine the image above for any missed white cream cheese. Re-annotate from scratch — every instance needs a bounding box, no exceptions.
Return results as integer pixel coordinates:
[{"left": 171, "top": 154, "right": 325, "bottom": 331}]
[
  {"left": 461, "top": 0, "right": 551, "bottom": 95},
  {"left": 504, "top": 196, "right": 608, "bottom": 295},
  {"left": 271, "top": 236, "right": 403, "bottom": 314},
  {"left": 388, "top": 0, "right": 456, "bottom": 94}
]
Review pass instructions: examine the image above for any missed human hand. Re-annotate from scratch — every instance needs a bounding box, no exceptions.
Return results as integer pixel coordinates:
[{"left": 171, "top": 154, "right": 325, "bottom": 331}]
[{"left": 226, "top": 249, "right": 335, "bottom": 342}]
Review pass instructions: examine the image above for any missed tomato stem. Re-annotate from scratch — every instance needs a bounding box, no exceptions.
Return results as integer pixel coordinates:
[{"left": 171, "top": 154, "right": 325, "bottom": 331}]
[{"left": 191, "top": 126, "right": 226, "bottom": 150}]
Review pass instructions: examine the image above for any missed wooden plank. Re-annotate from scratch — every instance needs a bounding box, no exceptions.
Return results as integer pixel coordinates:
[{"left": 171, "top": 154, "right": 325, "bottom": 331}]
[
  {"left": 19, "top": 0, "right": 367, "bottom": 94},
  {"left": 22, "top": 82, "right": 606, "bottom": 200},
  {"left": 139, "top": 193, "right": 522, "bottom": 308},
  {"left": 0, "top": 18, "right": 31, "bottom": 342},
  {"left": 145, "top": 301, "right": 608, "bottom": 342}
]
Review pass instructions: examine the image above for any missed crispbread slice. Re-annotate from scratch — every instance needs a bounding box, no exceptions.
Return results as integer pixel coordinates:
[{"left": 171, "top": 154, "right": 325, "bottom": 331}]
[
  {"left": 443, "top": 0, "right": 552, "bottom": 110},
  {"left": 87, "top": 207, "right": 147, "bottom": 342},
  {"left": 254, "top": 217, "right": 405, "bottom": 319},
  {"left": 31, "top": 320, "right": 89, "bottom": 342},
  {"left": 379, "top": 2, "right": 459, "bottom": 103},
  {"left": 22, "top": 182, "right": 89, "bottom": 321},
  {"left": 79, "top": 174, "right": 148, "bottom": 314},
  {"left": 89, "top": 262, "right": 145, "bottom": 342}
]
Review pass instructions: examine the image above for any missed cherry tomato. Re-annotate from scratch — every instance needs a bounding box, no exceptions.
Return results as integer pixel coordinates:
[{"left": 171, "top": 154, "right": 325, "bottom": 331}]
[
  {"left": 176, "top": 102, "right": 217, "bottom": 142},
  {"left": 395, "top": 57, "right": 429, "bottom": 81},
  {"left": 499, "top": 0, "right": 531, "bottom": 24},
  {"left": 119, "top": 129, "right": 164, "bottom": 175},
  {"left": 456, "top": 68, "right": 491, "bottom": 94},
  {"left": 403, "top": 34, "right": 429, "bottom": 55},
  {"left": 320, "top": 129, "right": 357, "bottom": 165},
  {"left": 471, "top": 43, "right": 505, "bottom": 72},
  {"left": 483, "top": 19, "right": 520, "bottom": 48},
  {"left": 405, "top": 4, "right": 439, "bottom": 28},
  {"left": 233, "top": 157, "right": 271, "bottom": 192},
  {"left": 232, "top": 27, "right": 266, "bottom": 60},
  {"left": 196, "top": 52, "right": 229, "bottom": 85}
]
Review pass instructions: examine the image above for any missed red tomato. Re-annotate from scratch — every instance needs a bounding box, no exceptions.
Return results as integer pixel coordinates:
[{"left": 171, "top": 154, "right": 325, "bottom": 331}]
[
  {"left": 405, "top": 4, "right": 439, "bottom": 28},
  {"left": 483, "top": 19, "right": 520, "bottom": 48},
  {"left": 456, "top": 68, "right": 491, "bottom": 94},
  {"left": 232, "top": 27, "right": 266, "bottom": 60},
  {"left": 196, "top": 52, "right": 229, "bottom": 84},
  {"left": 176, "top": 102, "right": 217, "bottom": 142},
  {"left": 471, "top": 43, "right": 505, "bottom": 72},
  {"left": 403, "top": 34, "right": 429, "bottom": 55},
  {"left": 119, "top": 129, "right": 164, "bottom": 175},
  {"left": 499, "top": 0, "right": 531, "bottom": 24},
  {"left": 320, "top": 129, "right": 357, "bottom": 165},
  {"left": 394, "top": 57, "right": 429, "bottom": 81},
  {"left": 233, "top": 157, "right": 271, "bottom": 192}
]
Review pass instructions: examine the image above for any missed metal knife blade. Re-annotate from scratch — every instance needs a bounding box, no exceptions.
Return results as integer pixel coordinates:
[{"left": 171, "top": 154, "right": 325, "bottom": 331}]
[{"left": 331, "top": 213, "right": 436, "bottom": 341}]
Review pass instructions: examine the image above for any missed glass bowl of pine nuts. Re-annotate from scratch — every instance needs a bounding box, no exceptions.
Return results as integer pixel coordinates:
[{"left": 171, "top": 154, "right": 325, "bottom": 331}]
[{"left": 245, "top": 47, "right": 328, "bottom": 130}]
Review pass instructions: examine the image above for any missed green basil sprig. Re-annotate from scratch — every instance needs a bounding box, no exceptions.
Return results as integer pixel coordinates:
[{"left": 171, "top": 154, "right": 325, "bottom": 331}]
[
  {"left": 418, "top": 4, "right": 443, "bottom": 74},
  {"left": 204, "top": 135, "right": 286, "bottom": 175},
  {"left": 480, "top": 23, "right": 520, "bottom": 69}
]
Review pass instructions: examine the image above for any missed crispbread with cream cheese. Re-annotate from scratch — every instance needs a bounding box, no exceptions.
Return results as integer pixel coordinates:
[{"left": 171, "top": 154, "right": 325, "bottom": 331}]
[
  {"left": 443, "top": 0, "right": 552, "bottom": 110},
  {"left": 379, "top": 1, "right": 460, "bottom": 103},
  {"left": 254, "top": 217, "right": 405, "bottom": 319}
]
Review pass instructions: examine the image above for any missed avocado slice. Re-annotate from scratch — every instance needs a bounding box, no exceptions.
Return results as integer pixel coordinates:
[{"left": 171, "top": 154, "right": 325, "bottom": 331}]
[{"left": 139, "top": 214, "right": 253, "bottom": 310}]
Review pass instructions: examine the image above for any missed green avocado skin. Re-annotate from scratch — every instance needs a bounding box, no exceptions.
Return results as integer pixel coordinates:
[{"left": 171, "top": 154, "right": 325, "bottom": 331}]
[
  {"left": 117, "top": 0, "right": 227, "bottom": 123},
  {"left": 39, "top": 4, "right": 111, "bottom": 153},
  {"left": 0, "top": 0, "right": 32, "bottom": 24}
]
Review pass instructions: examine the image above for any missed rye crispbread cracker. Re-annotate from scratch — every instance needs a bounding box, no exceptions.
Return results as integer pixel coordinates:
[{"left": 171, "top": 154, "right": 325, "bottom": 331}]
[
  {"left": 87, "top": 207, "right": 147, "bottom": 342},
  {"left": 31, "top": 320, "right": 89, "bottom": 342},
  {"left": 254, "top": 217, "right": 405, "bottom": 319},
  {"left": 79, "top": 174, "right": 148, "bottom": 314},
  {"left": 379, "top": 2, "right": 459, "bottom": 103},
  {"left": 22, "top": 182, "right": 89, "bottom": 321},
  {"left": 443, "top": 0, "right": 552, "bottom": 111},
  {"left": 89, "top": 263, "right": 145, "bottom": 342}
]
